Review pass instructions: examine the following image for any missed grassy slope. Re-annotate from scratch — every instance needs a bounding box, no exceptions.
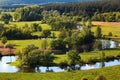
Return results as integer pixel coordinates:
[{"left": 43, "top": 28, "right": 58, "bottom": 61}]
[{"left": 0, "top": 65, "right": 120, "bottom": 80}]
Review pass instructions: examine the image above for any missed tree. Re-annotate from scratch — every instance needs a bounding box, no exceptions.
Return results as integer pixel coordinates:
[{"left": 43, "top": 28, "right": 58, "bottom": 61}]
[
  {"left": 87, "top": 19, "right": 92, "bottom": 28},
  {"left": 41, "top": 30, "right": 51, "bottom": 38},
  {"left": 19, "top": 44, "right": 39, "bottom": 67},
  {"left": 0, "top": 23, "right": 4, "bottom": 35},
  {"left": 30, "top": 23, "right": 42, "bottom": 32},
  {"left": 16, "top": 44, "right": 55, "bottom": 70},
  {"left": 41, "top": 40, "right": 48, "bottom": 50},
  {"left": 1, "top": 36, "right": 7, "bottom": 45},
  {"left": 51, "top": 39, "right": 66, "bottom": 51},
  {"left": 42, "top": 50, "right": 54, "bottom": 70},
  {"left": 27, "top": 49, "right": 42, "bottom": 68},
  {"left": 0, "top": 13, "right": 12, "bottom": 24},
  {"left": 67, "top": 50, "right": 81, "bottom": 69},
  {"left": 95, "top": 26, "right": 102, "bottom": 39}
]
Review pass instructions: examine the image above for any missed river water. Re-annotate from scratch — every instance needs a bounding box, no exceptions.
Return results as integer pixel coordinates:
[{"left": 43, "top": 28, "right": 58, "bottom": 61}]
[{"left": 0, "top": 56, "right": 120, "bottom": 73}]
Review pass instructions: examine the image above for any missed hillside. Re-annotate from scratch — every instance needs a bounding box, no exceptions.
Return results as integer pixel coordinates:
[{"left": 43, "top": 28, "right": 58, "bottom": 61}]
[{"left": 0, "top": 0, "right": 99, "bottom": 5}]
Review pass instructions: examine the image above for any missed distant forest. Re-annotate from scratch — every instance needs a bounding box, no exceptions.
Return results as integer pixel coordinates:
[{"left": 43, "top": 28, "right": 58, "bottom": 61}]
[{"left": 43, "top": 0, "right": 120, "bottom": 17}]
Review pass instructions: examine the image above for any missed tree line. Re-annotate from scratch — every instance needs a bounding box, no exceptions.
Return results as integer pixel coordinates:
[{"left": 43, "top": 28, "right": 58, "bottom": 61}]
[{"left": 44, "top": 0, "right": 120, "bottom": 17}]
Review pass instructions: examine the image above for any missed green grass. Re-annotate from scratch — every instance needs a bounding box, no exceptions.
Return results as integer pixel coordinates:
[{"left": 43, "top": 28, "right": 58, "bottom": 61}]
[
  {"left": 32, "top": 31, "right": 60, "bottom": 38},
  {"left": 92, "top": 26, "right": 120, "bottom": 37},
  {"left": 0, "top": 65, "right": 120, "bottom": 80},
  {"left": 5, "top": 40, "right": 51, "bottom": 49},
  {"left": 54, "top": 50, "right": 120, "bottom": 64},
  {"left": 8, "top": 21, "right": 51, "bottom": 30}
]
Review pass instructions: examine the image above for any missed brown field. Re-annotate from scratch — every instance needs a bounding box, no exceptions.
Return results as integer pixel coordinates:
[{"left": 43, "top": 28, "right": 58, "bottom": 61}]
[{"left": 92, "top": 21, "right": 120, "bottom": 26}]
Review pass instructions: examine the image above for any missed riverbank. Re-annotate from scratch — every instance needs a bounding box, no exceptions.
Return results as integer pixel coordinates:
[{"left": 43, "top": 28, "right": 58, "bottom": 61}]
[
  {"left": 9, "top": 49, "right": 120, "bottom": 67},
  {"left": 0, "top": 65, "right": 120, "bottom": 80}
]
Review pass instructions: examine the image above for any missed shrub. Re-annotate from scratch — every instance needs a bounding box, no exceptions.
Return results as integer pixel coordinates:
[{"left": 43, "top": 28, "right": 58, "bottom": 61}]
[
  {"left": 94, "top": 75, "right": 106, "bottom": 80},
  {"left": 108, "top": 32, "right": 112, "bottom": 36},
  {"left": 81, "top": 77, "right": 88, "bottom": 80}
]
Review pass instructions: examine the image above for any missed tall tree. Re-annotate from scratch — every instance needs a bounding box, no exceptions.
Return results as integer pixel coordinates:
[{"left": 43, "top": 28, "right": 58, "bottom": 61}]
[
  {"left": 95, "top": 26, "right": 102, "bottom": 39},
  {"left": 1, "top": 36, "right": 7, "bottom": 45},
  {"left": 67, "top": 50, "right": 81, "bottom": 69}
]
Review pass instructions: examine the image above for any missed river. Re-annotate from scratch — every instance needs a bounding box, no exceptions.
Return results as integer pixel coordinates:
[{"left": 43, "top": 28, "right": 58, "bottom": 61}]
[{"left": 0, "top": 56, "right": 120, "bottom": 72}]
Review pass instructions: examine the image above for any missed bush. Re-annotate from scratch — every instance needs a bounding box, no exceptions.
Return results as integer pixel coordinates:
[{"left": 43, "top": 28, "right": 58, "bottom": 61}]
[
  {"left": 94, "top": 75, "right": 106, "bottom": 80},
  {"left": 81, "top": 77, "right": 88, "bottom": 80},
  {"left": 108, "top": 32, "right": 112, "bottom": 36}
]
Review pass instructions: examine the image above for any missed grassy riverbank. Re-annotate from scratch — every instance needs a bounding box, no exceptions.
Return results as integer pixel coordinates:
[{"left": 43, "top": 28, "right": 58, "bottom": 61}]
[
  {"left": 0, "top": 65, "right": 120, "bottom": 80},
  {"left": 55, "top": 49, "right": 120, "bottom": 64}
]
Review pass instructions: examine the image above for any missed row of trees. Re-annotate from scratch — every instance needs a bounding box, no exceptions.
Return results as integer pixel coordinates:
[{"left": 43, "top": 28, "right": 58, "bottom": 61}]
[
  {"left": 0, "top": 23, "right": 53, "bottom": 39},
  {"left": 46, "top": 15, "right": 77, "bottom": 30},
  {"left": 44, "top": 0, "right": 120, "bottom": 17},
  {"left": 1, "top": 0, "right": 119, "bottom": 23},
  {"left": 14, "top": 5, "right": 43, "bottom": 21},
  {"left": 51, "top": 25, "right": 95, "bottom": 52},
  {"left": 92, "top": 12, "right": 120, "bottom": 22}
]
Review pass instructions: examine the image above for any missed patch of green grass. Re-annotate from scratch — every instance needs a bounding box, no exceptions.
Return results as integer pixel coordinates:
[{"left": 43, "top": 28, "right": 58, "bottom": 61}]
[
  {"left": 7, "top": 21, "right": 51, "bottom": 30},
  {"left": 92, "top": 26, "right": 120, "bottom": 37},
  {"left": 0, "top": 65, "right": 120, "bottom": 80},
  {"left": 54, "top": 50, "right": 120, "bottom": 64},
  {"left": 5, "top": 40, "right": 51, "bottom": 49}
]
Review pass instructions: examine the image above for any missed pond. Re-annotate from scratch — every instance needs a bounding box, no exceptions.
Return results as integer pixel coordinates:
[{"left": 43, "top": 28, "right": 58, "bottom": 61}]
[{"left": 0, "top": 56, "right": 120, "bottom": 73}]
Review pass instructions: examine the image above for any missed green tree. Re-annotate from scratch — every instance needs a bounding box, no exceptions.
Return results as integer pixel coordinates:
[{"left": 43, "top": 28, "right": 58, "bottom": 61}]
[
  {"left": 95, "top": 26, "right": 102, "bottom": 39},
  {"left": 42, "top": 50, "right": 54, "bottom": 70},
  {"left": 41, "top": 30, "right": 51, "bottom": 38},
  {"left": 67, "top": 50, "right": 81, "bottom": 68},
  {"left": 19, "top": 44, "right": 38, "bottom": 67},
  {"left": 27, "top": 49, "right": 42, "bottom": 68},
  {"left": 0, "top": 13, "right": 12, "bottom": 24},
  {"left": 30, "top": 23, "right": 42, "bottom": 32},
  {"left": 41, "top": 40, "right": 48, "bottom": 50},
  {"left": 0, "top": 23, "right": 4, "bottom": 35},
  {"left": 1, "top": 36, "right": 7, "bottom": 45},
  {"left": 51, "top": 39, "right": 66, "bottom": 51},
  {"left": 87, "top": 19, "right": 92, "bottom": 28}
]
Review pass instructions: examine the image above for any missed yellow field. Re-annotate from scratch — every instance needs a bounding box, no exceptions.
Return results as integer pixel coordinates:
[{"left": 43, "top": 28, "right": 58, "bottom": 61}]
[{"left": 92, "top": 22, "right": 120, "bottom": 37}]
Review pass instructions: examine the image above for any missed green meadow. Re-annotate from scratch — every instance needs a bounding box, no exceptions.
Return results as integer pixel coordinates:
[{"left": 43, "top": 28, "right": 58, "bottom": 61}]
[
  {"left": 54, "top": 49, "right": 120, "bottom": 64},
  {"left": 6, "top": 40, "right": 52, "bottom": 49},
  {"left": 0, "top": 65, "right": 120, "bottom": 80}
]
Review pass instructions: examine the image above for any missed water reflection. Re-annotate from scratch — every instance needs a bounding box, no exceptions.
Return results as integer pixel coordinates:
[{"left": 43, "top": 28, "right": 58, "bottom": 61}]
[
  {"left": 0, "top": 56, "right": 120, "bottom": 72},
  {"left": 0, "top": 56, "right": 19, "bottom": 72}
]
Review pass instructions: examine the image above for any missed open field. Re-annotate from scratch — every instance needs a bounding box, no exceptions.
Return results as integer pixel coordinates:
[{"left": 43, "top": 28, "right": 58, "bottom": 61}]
[
  {"left": 8, "top": 21, "right": 51, "bottom": 30},
  {"left": 0, "top": 40, "right": 52, "bottom": 49},
  {"left": 0, "top": 65, "right": 120, "bottom": 80},
  {"left": 92, "top": 22, "right": 120, "bottom": 27},
  {"left": 92, "top": 22, "right": 120, "bottom": 38}
]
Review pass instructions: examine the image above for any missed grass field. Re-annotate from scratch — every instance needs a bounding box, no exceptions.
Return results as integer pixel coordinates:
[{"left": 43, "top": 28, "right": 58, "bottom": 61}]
[
  {"left": 92, "top": 22, "right": 120, "bottom": 38},
  {"left": 0, "top": 65, "right": 120, "bottom": 80},
  {"left": 4, "top": 39, "right": 52, "bottom": 49},
  {"left": 8, "top": 21, "right": 51, "bottom": 30},
  {"left": 54, "top": 49, "right": 120, "bottom": 64}
]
